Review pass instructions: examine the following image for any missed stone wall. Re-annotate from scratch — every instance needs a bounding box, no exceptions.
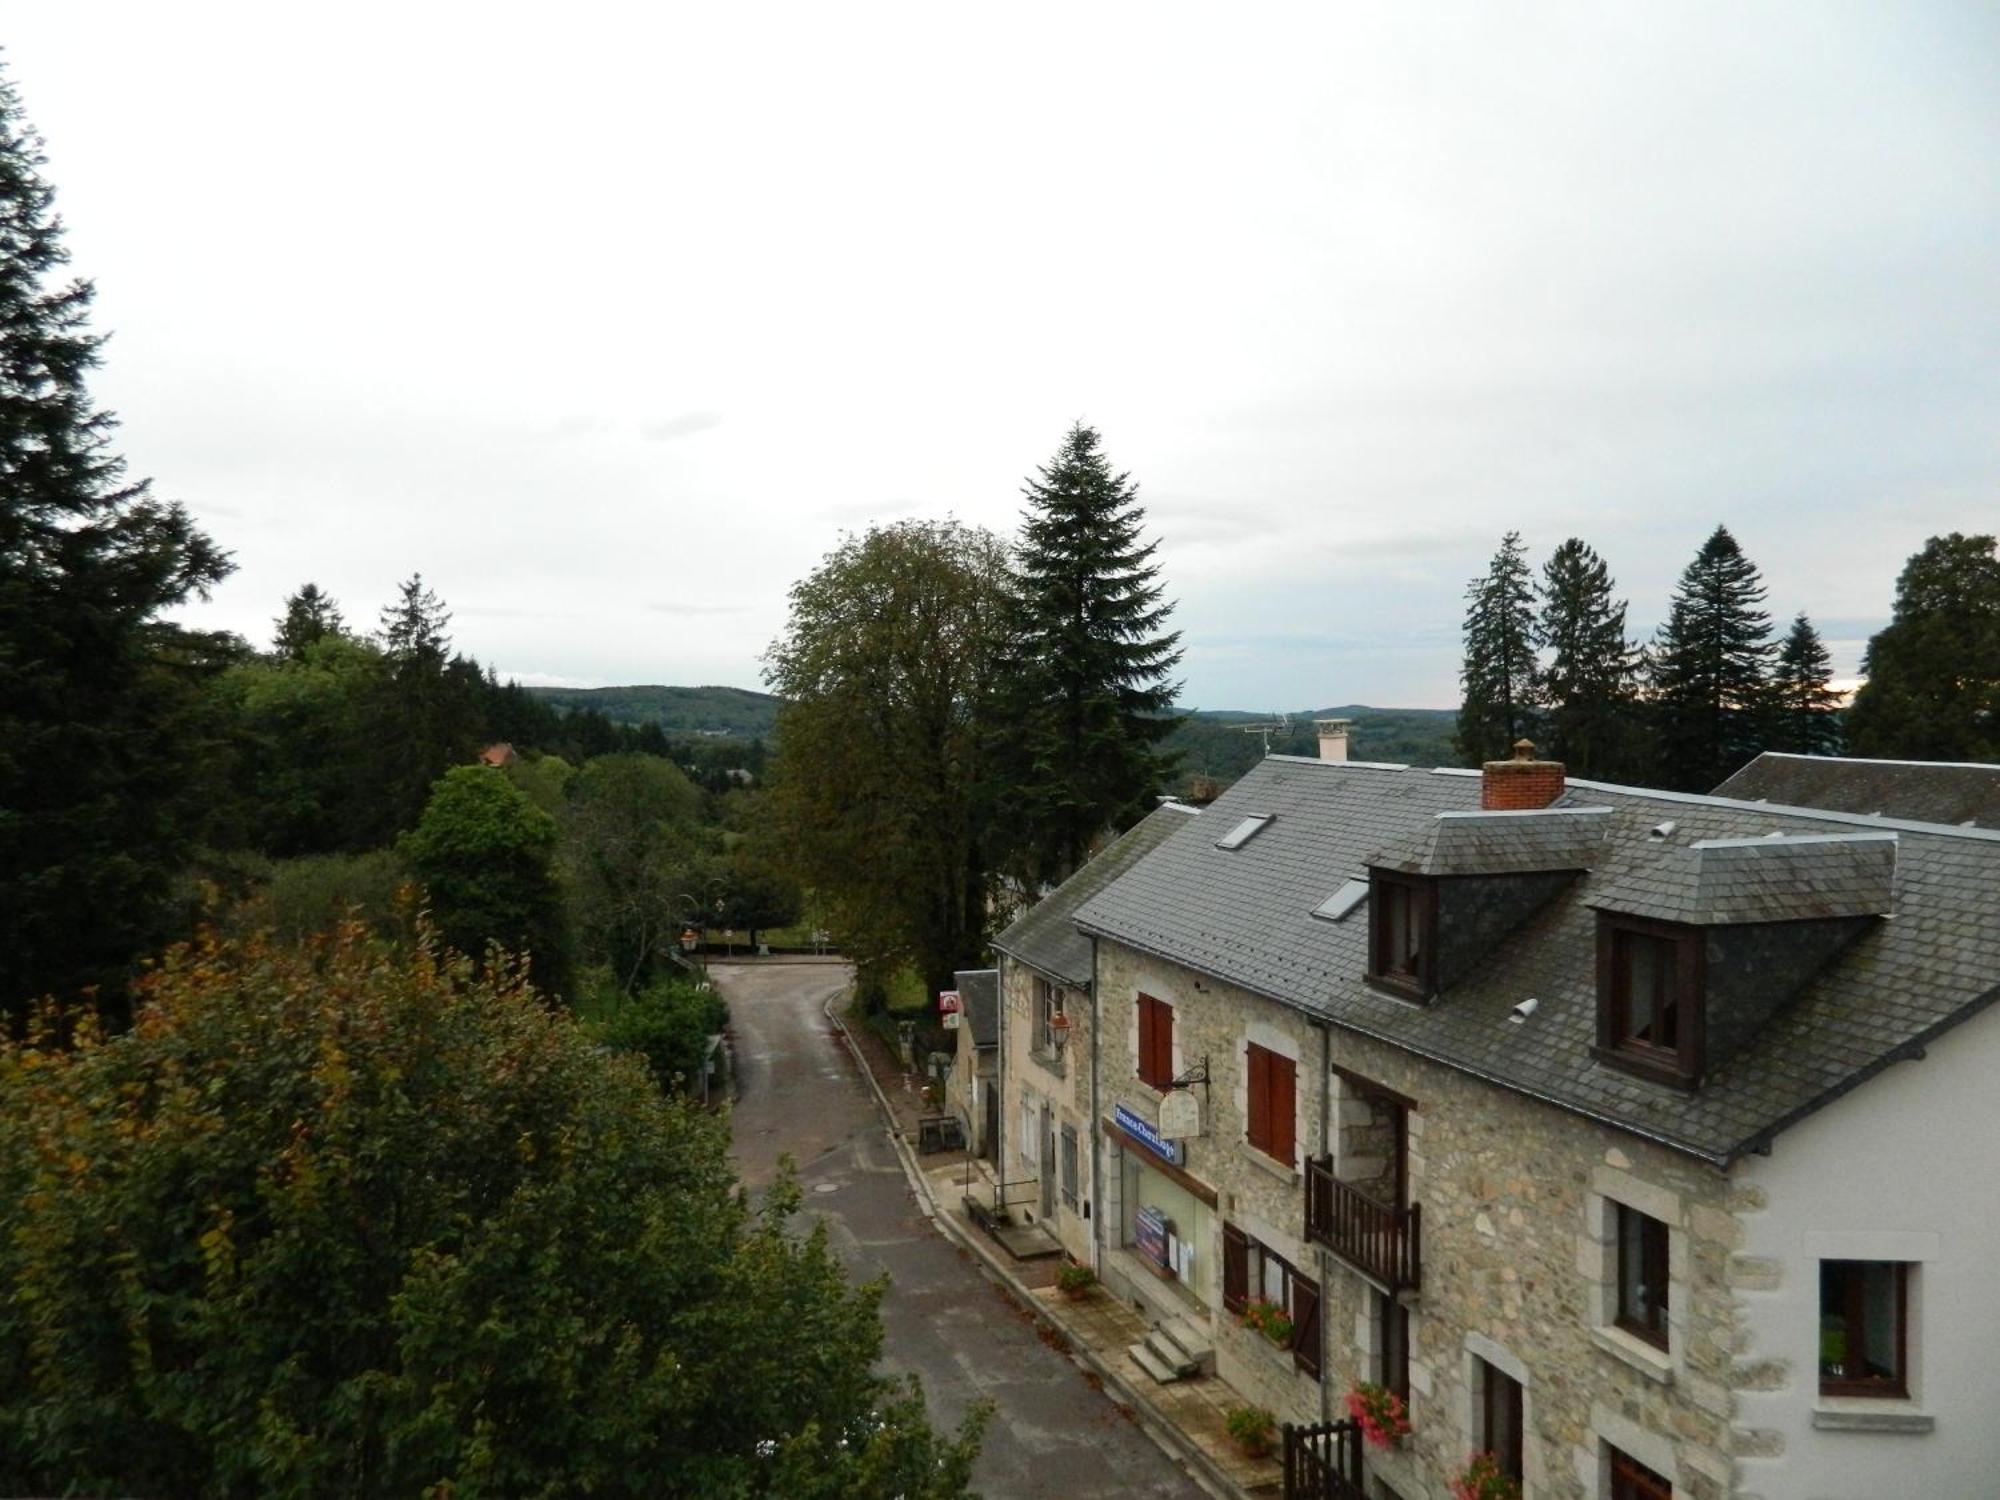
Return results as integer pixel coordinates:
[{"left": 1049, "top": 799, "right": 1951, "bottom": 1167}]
[{"left": 998, "top": 954, "right": 1093, "bottom": 1264}]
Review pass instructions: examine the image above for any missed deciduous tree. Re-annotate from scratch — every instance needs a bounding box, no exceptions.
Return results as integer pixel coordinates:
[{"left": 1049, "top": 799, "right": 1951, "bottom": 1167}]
[
  {"left": 1455, "top": 532, "right": 1540, "bottom": 765},
  {"left": 561, "top": 753, "right": 704, "bottom": 993},
  {"left": 1646, "top": 526, "right": 1775, "bottom": 790},
  {"left": 1847, "top": 533, "right": 2000, "bottom": 761}
]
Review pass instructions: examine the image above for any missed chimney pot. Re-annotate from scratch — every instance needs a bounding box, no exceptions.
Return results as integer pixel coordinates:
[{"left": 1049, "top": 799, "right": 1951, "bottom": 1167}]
[{"left": 1483, "top": 741, "right": 1566, "bottom": 810}]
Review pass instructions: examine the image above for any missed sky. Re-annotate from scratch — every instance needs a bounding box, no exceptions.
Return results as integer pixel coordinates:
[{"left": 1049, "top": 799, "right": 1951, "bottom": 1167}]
[{"left": 9, "top": 3, "right": 1999, "bottom": 709}]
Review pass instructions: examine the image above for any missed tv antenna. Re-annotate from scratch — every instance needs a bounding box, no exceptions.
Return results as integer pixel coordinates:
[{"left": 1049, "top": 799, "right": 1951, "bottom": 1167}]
[{"left": 1235, "top": 715, "right": 1291, "bottom": 756}]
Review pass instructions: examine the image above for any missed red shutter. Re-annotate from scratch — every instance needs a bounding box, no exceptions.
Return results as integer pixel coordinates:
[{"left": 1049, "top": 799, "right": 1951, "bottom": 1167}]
[
  {"left": 1136, "top": 996, "right": 1155, "bottom": 1084},
  {"left": 1291, "top": 1272, "right": 1322, "bottom": 1378},
  {"left": 1271, "top": 1052, "right": 1296, "bottom": 1167},
  {"left": 1154, "top": 998, "right": 1174, "bottom": 1086},
  {"left": 1245, "top": 1044, "right": 1270, "bottom": 1153},
  {"left": 1223, "top": 1223, "right": 1248, "bottom": 1314}
]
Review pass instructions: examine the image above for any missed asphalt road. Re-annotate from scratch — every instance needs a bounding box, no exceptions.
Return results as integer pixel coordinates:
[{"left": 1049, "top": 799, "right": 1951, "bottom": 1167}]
[{"left": 718, "top": 960, "right": 1200, "bottom": 1499}]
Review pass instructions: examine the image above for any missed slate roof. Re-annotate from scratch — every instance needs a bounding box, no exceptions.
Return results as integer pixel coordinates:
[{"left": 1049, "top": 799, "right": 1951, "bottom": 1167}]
[
  {"left": 1071, "top": 756, "right": 2000, "bottom": 1165},
  {"left": 1588, "top": 833, "right": 1898, "bottom": 925},
  {"left": 992, "top": 802, "right": 1201, "bottom": 989},
  {"left": 953, "top": 968, "right": 999, "bottom": 1049},
  {"left": 1714, "top": 752, "right": 2000, "bottom": 829},
  {"left": 1367, "top": 805, "right": 1614, "bottom": 877}
]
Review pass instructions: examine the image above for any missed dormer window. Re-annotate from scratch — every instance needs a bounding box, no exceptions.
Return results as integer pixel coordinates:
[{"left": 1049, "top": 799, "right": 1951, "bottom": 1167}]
[
  {"left": 1366, "top": 873, "right": 1436, "bottom": 998},
  {"left": 1596, "top": 916, "right": 1703, "bottom": 1087}
]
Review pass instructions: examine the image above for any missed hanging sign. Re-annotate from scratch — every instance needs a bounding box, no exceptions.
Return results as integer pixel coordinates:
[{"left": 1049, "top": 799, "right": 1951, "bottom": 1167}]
[
  {"left": 941, "top": 1010, "right": 962, "bottom": 1031},
  {"left": 1114, "top": 1103, "right": 1185, "bottom": 1167},
  {"left": 937, "top": 990, "right": 962, "bottom": 1014},
  {"left": 1157, "top": 1089, "right": 1202, "bottom": 1140}
]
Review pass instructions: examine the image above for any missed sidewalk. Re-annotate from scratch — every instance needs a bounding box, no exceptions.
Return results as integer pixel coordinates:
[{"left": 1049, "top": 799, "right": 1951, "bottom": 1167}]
[{"left": 828, "top": 993, "right": 1284, "bottom": 1499}]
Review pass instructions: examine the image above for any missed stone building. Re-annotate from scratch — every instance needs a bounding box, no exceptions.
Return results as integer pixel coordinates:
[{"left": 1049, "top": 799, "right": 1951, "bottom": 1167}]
[{"left": 996, "top": 740, "right": 2000, "bottom": 1500}]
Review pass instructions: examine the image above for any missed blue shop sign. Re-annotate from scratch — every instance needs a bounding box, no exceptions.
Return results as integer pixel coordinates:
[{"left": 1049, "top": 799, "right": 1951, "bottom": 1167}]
[{"left": 1114, "top": 1102, "right": 1185, "bottom": 1168}]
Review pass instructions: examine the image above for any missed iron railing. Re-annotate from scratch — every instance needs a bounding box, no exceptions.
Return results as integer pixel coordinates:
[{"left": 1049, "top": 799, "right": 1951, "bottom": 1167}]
[{"left": 1282, "top": 1418, "right": 1366, "bottom": 1500}]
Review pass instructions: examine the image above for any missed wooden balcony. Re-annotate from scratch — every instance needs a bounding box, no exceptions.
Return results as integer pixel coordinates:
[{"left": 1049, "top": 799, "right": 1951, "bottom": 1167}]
[{"left": 1304, "top": 1156, "right": 1421, "bottom": 1294}]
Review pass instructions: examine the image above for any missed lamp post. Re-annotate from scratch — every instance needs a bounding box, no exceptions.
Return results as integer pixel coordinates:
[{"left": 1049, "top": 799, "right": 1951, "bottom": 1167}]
[{"left": 677, "top": 893, "right": 707, "bottom": 979}]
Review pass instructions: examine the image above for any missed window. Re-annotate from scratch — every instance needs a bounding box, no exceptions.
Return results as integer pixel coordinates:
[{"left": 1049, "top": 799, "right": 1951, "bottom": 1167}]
[
  {"left": 1222, "top": 1223, "right": 1321, "bottom": 1379},
  {"left": 1018, "top": 1098, "right": 1037, "bottom": 1168},
  {"left": 1312, "top": 878, "right": 1370, "bottom": 922},
  {"left": 1597, "top": 917, "right": 1703, "bottom": 1085},
  {"left": 1615, "top": 1205, "right": 1670, "bottom": 1349},
  {"left": 1477, "top": 1358, "right": 1524, "bottom": 1484},
  {"left": 1137, "top": 993, "right": 1175, "bottom": 1089},
  {"left": 1609, "top": 1448, "right": 1672, "bottom": 1500},
  {"left": 1059, "top": 1124, "right": 1079, "bottom": 1209},
  {"left": 1215, "top": 813, "right": 1273, "bottom": 850},
  {"left": 1377, "top": 1291, "right": 1410, "bottom": 1404},
  {"left": 1367, "top": 873, "right": 1435, "bottom": 995},
  {"left": 1034, "top": 978, "right": 1065, "bottom": 1063},
  {"left": 1820, "top": 1260, "right": 1909, "bottom": 1397},
  {"left": 1245, "top": 1042, "right": 1297, "bottom": 1167}
]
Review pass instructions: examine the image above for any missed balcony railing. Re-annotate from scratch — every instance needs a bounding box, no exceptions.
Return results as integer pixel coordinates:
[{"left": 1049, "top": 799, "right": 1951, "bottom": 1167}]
[{"left": 1304, "top": 1156, "right": 1421, "bottom": 1294}]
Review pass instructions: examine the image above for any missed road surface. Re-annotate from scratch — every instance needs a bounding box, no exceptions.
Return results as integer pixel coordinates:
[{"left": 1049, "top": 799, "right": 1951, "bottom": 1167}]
[{"left": 718, "top": 960, "right": 1200, "bottom": 1499}]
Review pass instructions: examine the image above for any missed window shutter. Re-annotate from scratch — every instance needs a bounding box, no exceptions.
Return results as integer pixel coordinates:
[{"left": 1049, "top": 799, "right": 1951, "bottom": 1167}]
[
  {"left": 1271, "top": 1052, "right": 1296, "bottom": 1166},
  {"left": 1246, "top": 1044, "right": 1270, "bottom": 1152},
  {"left": 1136, "top": 997, "right": 1153, "bottom": 1083},
  {"left": 1153, "top": 999, "right": 1174, "bottom": 1085},
  {"left": 1291, "top": 1272, "right": 1322, "bottom": 1378},
  {"left": 1223, "top": 1223, "right": 1248, "bottom": 1314}
]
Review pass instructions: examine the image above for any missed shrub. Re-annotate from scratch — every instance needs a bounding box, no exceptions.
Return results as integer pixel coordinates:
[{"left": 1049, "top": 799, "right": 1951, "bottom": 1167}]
[
  {"left": 1241, "top": 1297, "right": 1295, "bottom": 1345},
  {"left": 591, "top": 974, "right": 730, "bottom": 1094},
  {"left": 1224, "top": 1404, "right": 1277, "bottom": 1454},
  {"left": 1055, "top": 1263, "right": 1096, "bottom": 1296},
  {"left": 0, "top": 925, "right": 978, "bottom": 1497}
]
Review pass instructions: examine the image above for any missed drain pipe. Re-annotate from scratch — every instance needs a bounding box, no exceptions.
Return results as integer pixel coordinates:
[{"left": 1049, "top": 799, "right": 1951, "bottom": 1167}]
[
  {"left": 1318, "top": 1018, "right": 1334, "bottom": 1425},
  {"left": 1089, "top": 935, "right": 1104, "bottom": 1275}
]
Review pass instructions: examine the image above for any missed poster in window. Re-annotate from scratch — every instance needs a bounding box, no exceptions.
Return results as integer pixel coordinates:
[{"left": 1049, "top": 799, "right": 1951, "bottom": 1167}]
[{"left": 1135, "top": 1206, "right": 1173, "bottom": 1272}]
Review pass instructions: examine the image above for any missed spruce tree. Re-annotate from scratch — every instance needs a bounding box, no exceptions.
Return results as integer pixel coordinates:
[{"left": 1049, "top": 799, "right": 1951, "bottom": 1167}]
[
  {"left": 272, "top": 581, "right": 346, "bottom": 659},
  {"left": 1646, "top": 526, "right": 1774, "bottom": 791},
  {"left": 1767, "top": 612, "right": 1843, "bottom": 756},
  {"left": 367, "top": 575, "right": 483, "bottom": 840},
  {"left": 1534, "top": 538, "right": 1642, "bottom": 780},
  {"left": 1454, "top": 532, "right": 1540, "bottom": 766},
  {"left": 1001, "top": 424, "right": 1182, "bottom": 883},
  {"left": 1847, "top": 533, "right": 2000, "bottom": 761},
  {"left": 0, "top": 65, "right": 231, "bottom": 1016}
]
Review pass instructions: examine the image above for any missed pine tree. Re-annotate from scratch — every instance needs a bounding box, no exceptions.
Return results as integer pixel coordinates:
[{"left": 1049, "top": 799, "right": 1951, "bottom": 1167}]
[
  {"left": 0, "top": 65, "right": 231, "bottom": 1016},
  {"left": 1847, "top": 533, "right": 2000, "bottom": 761},
  {"left": 368, "top": 574, "right": 483, "bottom": 839},
  {"left": 1001, "top": 424, "right": 1183, "bottom": 882},
  {"left": 1767, "top": 612, "right": 1843, "bottom": 756},
  {"left": 1646, "top": 526, "right": 1774, "bottom": 791},
  {"left": 272, "top": 581, "right": 346, "bottom": 659},
  {"left": 1454, "top": 532, "right": 1540, "bottom": 766},
  {"left": 1534, "top": 538, "right": 1642, "bottom": 780}
]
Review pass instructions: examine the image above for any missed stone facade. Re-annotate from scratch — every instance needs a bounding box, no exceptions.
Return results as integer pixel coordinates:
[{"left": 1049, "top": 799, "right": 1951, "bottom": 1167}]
[{"left": 997, "top": 954, "right": 1093, "bottom": 1264}]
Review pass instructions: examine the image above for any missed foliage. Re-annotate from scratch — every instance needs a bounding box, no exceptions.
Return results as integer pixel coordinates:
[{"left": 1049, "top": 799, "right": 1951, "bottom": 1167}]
[
  {"left": 711, "top": 852, "right": 804, "bottom": 948},
  {"left": 560, "top": 754, "right": 704, "bottom": 993},
  {"left": 527, "top": 683, "right": 786, "bottom": 738},
  {"left": 1162, "top": 705, "right": 1459, "bottom": 790},
  {"left": 1847, "top": 533, "right": 2000, "bottom": 761},
  {"left": 1455, "top": 532, "right": 1541, "bottom": 766},
  {"left": 1055, "top": 1262, "right": 1096, "bottom": 1295},
  {"left": 504, "top": 751, "right": 576, "bottom": 816},
  {"left": 764, "top": 520, "right": 1011, "bottom": 1002},
  {"left": 1240, "top": 1298, "right": 1294, "bottom": 1345},
  {"left": 223, "top": 848, "right": 411, "bottom": 944},
  {"left": 1646, "top": 526, "right": 1775, "bottom": 791},
  {"left": 1344, "top": 1382, "right": 1411, "bottom": 1448},
  {"left": 272, "top": 582, "right": 348, "bottom": 659},
  {"left": 1450, "top": 1452, "right": 1522, "bottom": 1500},
  {"left": 590, "top": 974, "right": 730, "bottom": 1094},
  {"left": 0, "top": 64, "right": 234, "bottom": 1019},
  {"left": 1223, "top": 1404, "right": 1277, "bottom": 1452},
  {"left": 995, "top": 423, "right": 1183, "bottom": 883},
  {"left": 1535, "top": 538, "right": 1644, "bottom": 780},
  {"left": 0, "top": 926, "right": 982, "bottom": 1497},
  {"left": 400, "top": 766, "right": 572, "bottom": 1001},
  {"left": 1767, "top": 612, "right": 1844, "bottom": 756}
]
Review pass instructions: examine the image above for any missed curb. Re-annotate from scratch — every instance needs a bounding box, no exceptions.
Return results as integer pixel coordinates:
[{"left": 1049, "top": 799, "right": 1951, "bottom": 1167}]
[{"left": 823, "top": 992, "right": 1247, "bottom": 1500}]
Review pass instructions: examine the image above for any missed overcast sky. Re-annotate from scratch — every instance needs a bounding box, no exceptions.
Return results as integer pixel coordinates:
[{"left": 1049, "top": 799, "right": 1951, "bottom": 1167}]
[{"left": 11, "top": 3, "right": 1998, "bottom": 709}]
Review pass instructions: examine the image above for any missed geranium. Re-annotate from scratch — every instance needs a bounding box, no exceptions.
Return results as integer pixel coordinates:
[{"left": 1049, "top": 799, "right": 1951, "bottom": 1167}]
[
  {"left": 1450, "top": 1452, "right": 1523, "bottom": 1500},
  {"left": 1240, "top": 1298, "right": 1295, "bottom": 1345},
  {"left": 1344, "top": 1381, "right": 1410, "bottom": 1448}
]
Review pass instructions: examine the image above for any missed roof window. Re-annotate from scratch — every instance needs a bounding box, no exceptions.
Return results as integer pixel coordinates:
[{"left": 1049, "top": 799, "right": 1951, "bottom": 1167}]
[
  {"left": 1215, "top": 814, "right": 1274, "bottom": 851},
  {"left": 1311, "top": 879, "right": 1370, "bottom": 922}
]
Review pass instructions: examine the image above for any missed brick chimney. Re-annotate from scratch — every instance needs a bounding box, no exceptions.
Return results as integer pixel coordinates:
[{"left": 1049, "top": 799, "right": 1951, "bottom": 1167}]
[
  {"left": 1315, "top": 718, "right": 1353, "bottom": 762},
  {"left": 1482, "top": 739, "right": 1565, "bottom": 810}
]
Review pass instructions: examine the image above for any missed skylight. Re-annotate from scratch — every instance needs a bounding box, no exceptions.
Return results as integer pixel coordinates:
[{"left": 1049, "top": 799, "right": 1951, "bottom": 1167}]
[
  {"left": 1215, "top": 813, "right": 1274, "bottom": 850},
  {"left": 1311, "top": 879, "right": 1370, "bottom": 922}
]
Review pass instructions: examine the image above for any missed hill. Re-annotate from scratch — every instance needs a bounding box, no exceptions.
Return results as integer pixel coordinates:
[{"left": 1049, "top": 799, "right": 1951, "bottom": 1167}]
[
  {"left": 1166, "top": 704, "right": 1459, "bottom": 793},
  {"left": 525, "top": 684, "right": 783, "bottom": 738}
]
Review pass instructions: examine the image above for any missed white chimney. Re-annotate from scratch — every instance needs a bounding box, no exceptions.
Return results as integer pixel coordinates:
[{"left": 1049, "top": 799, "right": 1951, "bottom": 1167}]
[{"left": 1315, "top": 718, "right": 1353, "bottom": 762}]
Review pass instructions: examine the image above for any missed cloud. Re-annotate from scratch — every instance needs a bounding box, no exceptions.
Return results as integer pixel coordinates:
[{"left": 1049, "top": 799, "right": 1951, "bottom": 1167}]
[
  {"left": 646, "top": 601, "right": 750, "bottom": 618},
  {"left": 639, "top": 410, "right": 723, "bottom": 442}
]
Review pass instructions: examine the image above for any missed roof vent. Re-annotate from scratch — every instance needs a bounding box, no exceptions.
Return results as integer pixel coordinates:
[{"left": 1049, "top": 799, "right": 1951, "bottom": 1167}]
[{"left": 1648, "top": 820, "right": 1677, "bottom": 840}]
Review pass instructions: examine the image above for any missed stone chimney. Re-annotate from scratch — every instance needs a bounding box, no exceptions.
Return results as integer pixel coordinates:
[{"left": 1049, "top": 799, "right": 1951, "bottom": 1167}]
[
  {"left": 1482, "top": 739, "right": 1565, "bottom": 810},
  {"left": 1315, "top": 718, "right": 1353, "bottom": 763}
]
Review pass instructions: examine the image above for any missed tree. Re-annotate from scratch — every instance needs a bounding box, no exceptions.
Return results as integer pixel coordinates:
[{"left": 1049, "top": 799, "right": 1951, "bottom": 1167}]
[
  {"left": 561, "top": 753, "right": 704, "bottom": 993},
  {"left": 713, "top": 852, "right": 804, "bottom": 951},
  {"left": 764, "top": 520, "right": 1010, "bottom": 1002},
  {"left": 1847, "top": 533, "right": 2000, "bottom": 761},
  {"left": 368, "top": 574, "right": 485, "bottom": 839},
  {"left": 1533, "top": 538, "right": 1644, "bottom": 781},
  {"left": 0, "top": 65, "right": 233, "bottom": 1018},
  {"left": 998, "top": 424, "right": 1183, "bottom": 882},
  {"left": 0, "top": 925, "right": 982, "bottom": 1496},
  {"left": 1646, "top": 526, "right": 1775, "bottom": 791},
  {"left": 400, "top": 765, "right": 571, "bottom": 1000},
  {"left": 1767, "top": 612, "right": 1844, "bottom": 757},
  {"left": 272, "top": 582, "right": 347, "bottom": 659},
  {"left": 1455, "top": 532, "right": 1540, "bottom": 766}
]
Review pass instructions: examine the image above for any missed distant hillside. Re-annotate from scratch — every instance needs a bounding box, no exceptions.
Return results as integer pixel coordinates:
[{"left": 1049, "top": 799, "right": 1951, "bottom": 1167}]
[
  {"left": 525, "top": 684, "right": 783, "bottom": 738},
  {"left": 1167, "top": 704, "right": 1459, "bottom": 793}
]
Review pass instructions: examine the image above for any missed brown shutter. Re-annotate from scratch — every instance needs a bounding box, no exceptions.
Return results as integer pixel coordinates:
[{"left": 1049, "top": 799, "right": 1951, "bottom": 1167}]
[
  {"left": 1245, "top": 1044, "right": 1270, "bottom": 1152},
  {"left": 1136, "top": 996, "right": 1154, "bottom": 1083},
  {"left": 1222, "top": 1223, "right": 1248, "bottom": 1314},
  {"left": 1291, "top": 1272, "right": 1321, "bottom": 1378},
  {"left": 1271, "top": 1052, "right": 1296, "bottom": 1166},
  {"left": 1155, "top": 998, "right": 1174, "bottom": 1085}
]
